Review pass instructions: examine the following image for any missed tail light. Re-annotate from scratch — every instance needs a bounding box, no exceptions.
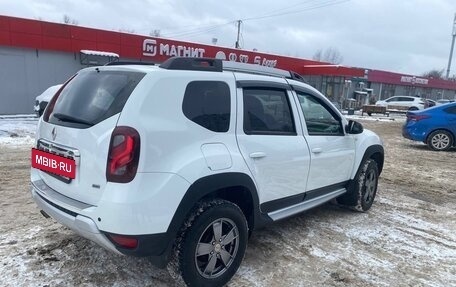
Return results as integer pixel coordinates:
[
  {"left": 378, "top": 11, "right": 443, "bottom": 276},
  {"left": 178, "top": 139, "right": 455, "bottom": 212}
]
[
  {"left": 106, "top": 126, "right": 140, "bottom": 183},
  {"left": 106, "top": 233, "right": 138, "bottom": 249},
  {"left": 43, "top": 74, "right": 77, "bottom": 122},
  {"left": 407, "top": 114, "right": 430, "bottom": 122}
]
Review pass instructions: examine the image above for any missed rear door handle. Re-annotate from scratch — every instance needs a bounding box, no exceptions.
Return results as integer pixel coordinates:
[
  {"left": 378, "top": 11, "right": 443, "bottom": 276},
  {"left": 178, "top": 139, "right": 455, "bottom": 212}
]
[
  {"left": 311, "top": 148, "right": 323, "bottom": 154},
  {"left": 249, "top": 152, "right": 266, "bottom": 159}
]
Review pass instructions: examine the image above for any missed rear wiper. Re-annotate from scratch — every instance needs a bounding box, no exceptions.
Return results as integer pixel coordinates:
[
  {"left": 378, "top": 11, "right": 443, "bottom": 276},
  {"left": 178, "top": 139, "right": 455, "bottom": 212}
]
[{"left": 53, "top": 113, "right": 93, "bottom": 126}]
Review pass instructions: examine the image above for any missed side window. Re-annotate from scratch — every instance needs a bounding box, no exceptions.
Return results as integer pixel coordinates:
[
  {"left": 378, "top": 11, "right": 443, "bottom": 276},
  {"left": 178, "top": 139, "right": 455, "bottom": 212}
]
[
  {"left": 385, "top": 97, "right": 397, "bottom": 102},
  {"left": 399, "top": 97, "right": 412, "bottom": 102},
  {"left": 243, "top": 88, "right": 296, "bottom": 135},
  {"left": 297, "top": 92, "right": 344, "bottom": 136},
  {"left": 182, "top": 81, "right": 230, "bottom": 132}
]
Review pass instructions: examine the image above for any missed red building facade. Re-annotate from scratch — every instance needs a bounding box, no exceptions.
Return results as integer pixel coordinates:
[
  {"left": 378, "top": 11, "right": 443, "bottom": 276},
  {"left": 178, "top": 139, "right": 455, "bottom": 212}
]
[{"left": 0, "top": 15, "right": 455, "bottom": 113}]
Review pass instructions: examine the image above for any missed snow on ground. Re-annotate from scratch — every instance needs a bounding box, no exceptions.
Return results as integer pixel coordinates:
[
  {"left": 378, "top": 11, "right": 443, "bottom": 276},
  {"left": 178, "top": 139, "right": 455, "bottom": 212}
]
[
  {"left": 0, "top": 115, "right": 37, "bottom": 147},
  {"left": 1, "top": 116, "right": 455, "bottom": 287}
]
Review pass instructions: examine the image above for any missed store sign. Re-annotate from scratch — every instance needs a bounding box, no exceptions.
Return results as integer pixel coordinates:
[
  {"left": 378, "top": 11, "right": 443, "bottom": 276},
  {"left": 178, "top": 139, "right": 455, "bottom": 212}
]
[
  {"left": 142, "top": 39, "right": 278, "bottom": 67},
  {"left": 143, "top": 39, "right": 205, "bottom": 58},
  {"left": 400, "top": 76, "right": 429, "bottom": 85},
  {"left": 214, "top": 51, "right": 277, "bottom": 67}
]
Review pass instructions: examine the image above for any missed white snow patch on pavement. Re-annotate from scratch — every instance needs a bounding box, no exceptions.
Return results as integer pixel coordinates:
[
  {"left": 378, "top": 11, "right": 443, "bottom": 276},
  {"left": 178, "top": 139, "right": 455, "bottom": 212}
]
[
  {"left": 345, "top": 114, "right": 406, "bottom": 123},
  {"left": 0, "top": 115, "right": 37, "bottom": 147}
]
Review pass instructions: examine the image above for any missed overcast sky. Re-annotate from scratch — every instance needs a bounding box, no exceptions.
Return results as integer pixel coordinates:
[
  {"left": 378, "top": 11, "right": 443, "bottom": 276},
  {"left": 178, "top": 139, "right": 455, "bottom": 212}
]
[{"left": 2, "top": 0, "right": 456, "bottom": 76}]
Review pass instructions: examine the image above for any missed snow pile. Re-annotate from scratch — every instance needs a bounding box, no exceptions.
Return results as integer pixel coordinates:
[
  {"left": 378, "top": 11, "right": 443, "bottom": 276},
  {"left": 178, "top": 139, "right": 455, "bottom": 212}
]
[
  {"left": 0, "top": 115, "right": 37, "bottom": 147},
  {"left": 80, "top": 49, "right": 120, "bottom": 58},
  {"left": 345, "top": 113, "right": 406, "bottom": 123}
]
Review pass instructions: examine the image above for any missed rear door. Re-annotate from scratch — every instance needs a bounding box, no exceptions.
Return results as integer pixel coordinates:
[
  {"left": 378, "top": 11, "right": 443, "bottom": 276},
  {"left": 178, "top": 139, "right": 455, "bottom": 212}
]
[
  {"left": 33, "top": 68, "right": 145, "bottom": 205},
  {"left": 385, "top": 96, "right": 401, "bottom": 107},
  {"left": 293, "top": 88, "right": 355, "bottom": 191},
  {"left": 235, "top": 77, "right": 311, "bottom": 212},
  {"left": 398, "top": 96, "right": 415, "bottom": 108}
]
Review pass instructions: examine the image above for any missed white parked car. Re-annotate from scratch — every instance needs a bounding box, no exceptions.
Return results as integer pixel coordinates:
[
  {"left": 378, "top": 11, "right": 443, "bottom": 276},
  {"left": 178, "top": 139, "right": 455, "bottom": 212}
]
[
  {"left": 34, "top": 84, "right": 63, "bottom": 116},
  {"left": 30, "top": 58, "right": 384, "bottom": 287},
  {"left": 375, "top": 96, "right": 425, "bottom": 111}
]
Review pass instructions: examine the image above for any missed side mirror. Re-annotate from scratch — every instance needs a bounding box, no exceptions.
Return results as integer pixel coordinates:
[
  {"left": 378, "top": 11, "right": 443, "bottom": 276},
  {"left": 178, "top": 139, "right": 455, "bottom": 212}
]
[{"left": 345, "top": 120, "right": 364, "bottom": 134}]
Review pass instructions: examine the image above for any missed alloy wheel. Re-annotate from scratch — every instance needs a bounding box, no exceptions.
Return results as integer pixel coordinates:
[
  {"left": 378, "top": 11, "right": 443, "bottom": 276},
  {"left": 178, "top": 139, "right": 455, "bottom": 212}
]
[
  {"left": 431, "top": 133, "right": 450, "bottom": 150},
  {"left": 195, "top": 218, "right": 239, "bottom": 279},
  {"left": 364, "top": 169, "right": 377, "bottom": 204}
]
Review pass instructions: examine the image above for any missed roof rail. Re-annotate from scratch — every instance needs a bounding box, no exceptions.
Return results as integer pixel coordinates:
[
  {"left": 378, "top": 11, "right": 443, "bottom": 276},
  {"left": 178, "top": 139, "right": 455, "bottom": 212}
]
[
  {"left": 223, "top": 61, "right": 306, "bottom": 82},
  {"left": 222, "top": 61, "right": 290, "bottom": 78},
  {"left": 104, "top": 61, "right": 155, "bottom": 66},
  {"left": 159, "top": 57, "right": 222, "bottom": 71},
  {"left": 158, "top": 57, "right": 306, "bottom": 82}
]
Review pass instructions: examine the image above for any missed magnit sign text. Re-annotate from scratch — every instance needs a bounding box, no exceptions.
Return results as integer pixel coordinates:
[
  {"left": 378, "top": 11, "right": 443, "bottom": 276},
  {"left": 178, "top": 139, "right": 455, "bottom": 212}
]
[
  {"left": 143, "top": 39, "right": 205, "bottom": 58},
  {"left": 142, "top": 39, "right": 278, "bottom": 68}
]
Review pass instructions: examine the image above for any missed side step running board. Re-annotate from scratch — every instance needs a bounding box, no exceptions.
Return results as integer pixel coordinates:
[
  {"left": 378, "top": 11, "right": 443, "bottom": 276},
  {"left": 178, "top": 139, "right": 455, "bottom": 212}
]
[{"left": 268, "top": 188, "right": 346, "bottom": 221}]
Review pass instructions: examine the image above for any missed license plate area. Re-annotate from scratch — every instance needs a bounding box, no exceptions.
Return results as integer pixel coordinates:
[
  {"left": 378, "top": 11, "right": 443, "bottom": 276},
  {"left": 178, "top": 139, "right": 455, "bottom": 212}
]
[{"left": 33, "top": 140, "right": 80, "bottom": 183}]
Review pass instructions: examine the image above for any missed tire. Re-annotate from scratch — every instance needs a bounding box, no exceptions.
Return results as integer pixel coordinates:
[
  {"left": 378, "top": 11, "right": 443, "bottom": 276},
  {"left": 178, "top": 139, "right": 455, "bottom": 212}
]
[
  {"left": 337, "top": 159, "right": 379, "bottom": 212},
  {"left": 408, "top": 106, "right": 419, "bottom": 111},
  {"left": 367, "top": 112, "right": 372, "bottom": 116},
  {"left": 168, "top": 199, "right": 248, "bottom": 287},
  {"left": 427, "top": 130, "right": 453, "bottom": 151}
]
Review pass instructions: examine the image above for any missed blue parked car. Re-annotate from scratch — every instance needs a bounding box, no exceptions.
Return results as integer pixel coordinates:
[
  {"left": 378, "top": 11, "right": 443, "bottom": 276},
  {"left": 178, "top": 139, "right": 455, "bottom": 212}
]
[{"left": 402, "top": 103, "right": 456, "bottom": 151}]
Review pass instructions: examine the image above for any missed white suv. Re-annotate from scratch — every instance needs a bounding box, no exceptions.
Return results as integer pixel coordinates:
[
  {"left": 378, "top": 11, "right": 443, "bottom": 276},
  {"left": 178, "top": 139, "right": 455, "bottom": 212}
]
[
  {"left": 375, "top": 95, "right": 425, "bottom": 110},
  {"left": 30, "top": 58, "right": 384, "bottom": 287}
]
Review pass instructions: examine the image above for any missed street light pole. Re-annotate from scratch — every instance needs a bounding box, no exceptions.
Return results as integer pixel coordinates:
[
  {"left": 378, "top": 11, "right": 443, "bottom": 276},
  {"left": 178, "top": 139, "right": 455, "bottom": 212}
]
[
  {"left": 235, "top": 20, "right": 242, "bottom": 49},
  {"left": 445, "top": 13, "right": 456, "bottom": 79}
]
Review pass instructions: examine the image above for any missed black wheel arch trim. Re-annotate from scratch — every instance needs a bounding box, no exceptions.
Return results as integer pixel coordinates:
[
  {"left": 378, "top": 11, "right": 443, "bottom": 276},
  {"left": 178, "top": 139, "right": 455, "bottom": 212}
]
[
  {"left": 115, "top": 172, "right": 271, "bottom": 266},
  {"left": 168, "top": 172, "right": 271, "bottom": 233},
  {"left": 359, "top": 144, "right": 384, "bottom": 175},
  {"left": 346, "top": 144, "right": 384, "bottom": 195}
]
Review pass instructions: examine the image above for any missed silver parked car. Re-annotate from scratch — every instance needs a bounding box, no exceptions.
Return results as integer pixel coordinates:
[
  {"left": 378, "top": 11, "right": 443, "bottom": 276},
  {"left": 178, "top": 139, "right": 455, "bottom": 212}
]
[{"left": 34, "top": 84, "right": 62, "bottom": 116}]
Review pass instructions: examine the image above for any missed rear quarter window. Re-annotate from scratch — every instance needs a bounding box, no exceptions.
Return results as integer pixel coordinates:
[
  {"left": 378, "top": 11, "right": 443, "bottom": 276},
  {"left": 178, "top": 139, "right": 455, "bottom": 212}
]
[
  {"left": 48, "top": 69, "right": 145, "bottom": 128},
  {"left": 182, "top": 81, "right": 231, "bottom": 132}
]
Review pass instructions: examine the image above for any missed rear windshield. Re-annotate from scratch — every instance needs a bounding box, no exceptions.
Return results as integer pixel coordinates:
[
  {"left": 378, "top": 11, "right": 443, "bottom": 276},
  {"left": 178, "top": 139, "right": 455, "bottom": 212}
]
[{"left": 48, "top": 69, "right": 145, "bottom": 128}]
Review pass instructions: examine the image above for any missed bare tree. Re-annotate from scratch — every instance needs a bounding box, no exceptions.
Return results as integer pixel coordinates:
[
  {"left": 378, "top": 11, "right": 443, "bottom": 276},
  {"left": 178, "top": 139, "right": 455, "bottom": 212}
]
[
  {"left": 149, "top": 29, "right": 161, "bottom": 37},
  {"left": 421, "top": 69, "right": 444, "bottom": 79},
  {"left": 63, "top": 14, "right": 78, "bottom": 25},
  {"left": 312, "top": 47, "right": 343, "bottom": 64},
  {"left": 313, "top": 49, "right": 323, "bottom": 61}
]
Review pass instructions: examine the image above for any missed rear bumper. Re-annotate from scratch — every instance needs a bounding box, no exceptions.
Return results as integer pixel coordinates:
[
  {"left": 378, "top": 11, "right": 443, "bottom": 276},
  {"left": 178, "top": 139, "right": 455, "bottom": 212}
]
[
  {"left": 402, "top": 125, "right": 427, "bottom": 142},
  {"left": 30, "top": 178, "right": 173, "bottom": 265},
  {"left": 31, "top": 180, "right": 122, "bottom": 255},
  {"left": 402, "top": 127, "right": 413, "bottom": 140}
]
